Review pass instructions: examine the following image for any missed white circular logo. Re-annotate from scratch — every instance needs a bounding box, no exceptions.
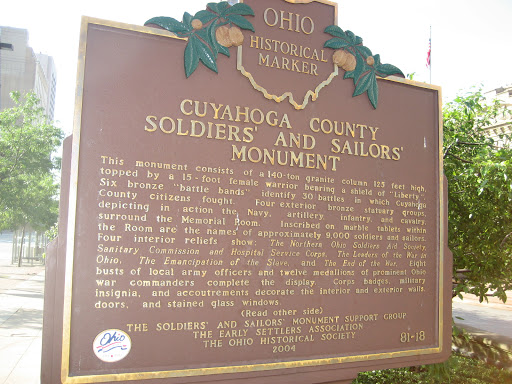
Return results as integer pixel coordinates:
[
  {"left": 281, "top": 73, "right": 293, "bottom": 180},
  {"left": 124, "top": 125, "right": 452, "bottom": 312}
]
[{"left": 93, "top": 329, "right": 131, "bottom": 362}]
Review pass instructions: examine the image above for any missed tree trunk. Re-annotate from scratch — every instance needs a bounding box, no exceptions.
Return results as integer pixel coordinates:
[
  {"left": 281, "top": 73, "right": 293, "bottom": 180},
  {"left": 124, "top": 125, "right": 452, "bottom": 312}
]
[{"left": 17, "top": 225, "right": 26, "bottom": 267}]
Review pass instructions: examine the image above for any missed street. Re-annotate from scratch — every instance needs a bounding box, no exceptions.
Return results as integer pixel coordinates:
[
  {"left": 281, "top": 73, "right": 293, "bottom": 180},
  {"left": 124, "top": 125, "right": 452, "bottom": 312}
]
[{"left": 453, "top": 293, "right": 512, "bottom": 347}]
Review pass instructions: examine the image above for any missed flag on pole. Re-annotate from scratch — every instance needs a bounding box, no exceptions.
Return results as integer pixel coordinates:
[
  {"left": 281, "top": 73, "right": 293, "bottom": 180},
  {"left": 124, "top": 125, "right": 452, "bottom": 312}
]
[{"left": 426, "top": 38, "right": 431, "bottom": 68}]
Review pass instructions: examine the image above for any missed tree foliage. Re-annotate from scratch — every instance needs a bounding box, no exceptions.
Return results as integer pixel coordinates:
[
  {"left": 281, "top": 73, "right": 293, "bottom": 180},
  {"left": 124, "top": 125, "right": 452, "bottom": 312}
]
[
  {"left": 444, "top": 89, "right": 512, "bottom": 302},
  {"left": 0, "top": 92, "right": 63, "bottom": 232}
]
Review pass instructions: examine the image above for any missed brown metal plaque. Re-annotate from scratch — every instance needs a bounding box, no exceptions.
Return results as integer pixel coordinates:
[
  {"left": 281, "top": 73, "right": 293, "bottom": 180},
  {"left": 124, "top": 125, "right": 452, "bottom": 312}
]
[{"left": 51, "top": 1, "right": 451, "bottom": 383}]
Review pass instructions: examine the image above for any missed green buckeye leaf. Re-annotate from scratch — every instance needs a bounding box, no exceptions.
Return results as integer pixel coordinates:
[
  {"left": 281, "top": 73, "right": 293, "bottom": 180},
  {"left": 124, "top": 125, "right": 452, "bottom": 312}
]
[
  {"left": 355, "top": 45, "right": 372, "bottom": 58},
  {"left": 217, "top": 42, "right": 230, "bottom": 57},
  {"left": 345, "top": 30, "right": 357, "bottom": 44},
  {"left": 195, "top": 28, "right": 210, "bottom": 43},
  {"left": 226, "top": 14, "right": 254, "bottom": 31},
  {"left": 353, "top": 71, "right": 373, "bottom": 97},
  {"left": 213, "top": 22, "right": 231, "bottom": 57},
  {"left": 226, "top": 3, "right": 254, "bottom": 16},
  {"left": 350, "top": 54, "right": 367, "bottom": 84},
  {"left": 217, "top": 1, "right": 230, "bottom": 15},
  {"left": 324, "top": 25, "right": 345, "bottom": 38},
  {"left": 194, "top": 10, "right": 217, "bottom": 24},
  {"left": 194, "top": 36, "right": 218, "bottom": 73},
  {"left": 183, "top": 12, "right": 193, "bottom": 28},
  {"left": 367, "top": 75, "right": 379, "bottom": 109},
  {"left": 184, "top": 38, "right": 199, "bottom": 78},
  {"left": 376, "top": 63, "right": 404, "bottom": 77},
  {"left": 323, "top": 26, "right": 404, "bottom": 108},
  {"left": 324, "top": 38, "right": 351, "bottom": 49},
  {"left": 144, "top": 17, "right": 189, "bottom": 34},
  {"left": 206, "top": 23, "right": 219, "bottom": 59},
  {"left": 207, "top": 22, "right": 230, "bottom": 58},
  {"left": 344, "top": 70, "right": 355, "bottom": 80},
  {"left": 207, "top": 2, "right": 220, "bottom": 14}
]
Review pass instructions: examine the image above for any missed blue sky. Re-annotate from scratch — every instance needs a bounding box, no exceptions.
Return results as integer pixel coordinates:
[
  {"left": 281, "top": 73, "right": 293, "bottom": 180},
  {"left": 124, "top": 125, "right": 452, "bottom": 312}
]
[{"left": 1, "top": 0, "right": 511, "bottom": 135}]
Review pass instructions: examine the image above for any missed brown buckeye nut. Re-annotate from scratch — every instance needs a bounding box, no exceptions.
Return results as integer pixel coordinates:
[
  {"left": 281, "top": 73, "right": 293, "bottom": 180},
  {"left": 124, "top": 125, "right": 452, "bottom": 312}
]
[
  {"left": 342, "top": 53, "right": 357, "bottom": 71},
  {"left": 229, "top": 26, "right": 244, "bottom": 47},
  {"left": 332, "top": 49, "right": 348, "bottom": 67},
  {"left": 366, "top": 56, "right": 375, "bottom": 66},
  {"left": 191, "top": 19, "right": 203, "bottom": 30},
  {"left": 216, "top": 25, "right": 232, "bottom": 47}
]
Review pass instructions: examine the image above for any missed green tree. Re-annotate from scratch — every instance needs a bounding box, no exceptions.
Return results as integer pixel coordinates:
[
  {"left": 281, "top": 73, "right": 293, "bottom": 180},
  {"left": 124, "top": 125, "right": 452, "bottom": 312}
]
[
  {"left": 0, "top": 92, "right": 63, "bottom": 265},
  {"left": 444, "top": 88, "right": 512, "bottom": 302}
]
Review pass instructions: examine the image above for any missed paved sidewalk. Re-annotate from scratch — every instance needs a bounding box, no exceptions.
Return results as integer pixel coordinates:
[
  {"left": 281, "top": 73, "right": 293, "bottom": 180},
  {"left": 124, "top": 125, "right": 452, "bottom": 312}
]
[{"left": 0, "top": 238, "right": 45, "bottom": 384}]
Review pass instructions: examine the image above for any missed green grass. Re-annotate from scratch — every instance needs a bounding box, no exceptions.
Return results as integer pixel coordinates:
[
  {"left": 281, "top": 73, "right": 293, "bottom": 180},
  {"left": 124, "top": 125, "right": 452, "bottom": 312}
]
[{"left": 352, "top": 354, "right": 512, "bottom": 384}]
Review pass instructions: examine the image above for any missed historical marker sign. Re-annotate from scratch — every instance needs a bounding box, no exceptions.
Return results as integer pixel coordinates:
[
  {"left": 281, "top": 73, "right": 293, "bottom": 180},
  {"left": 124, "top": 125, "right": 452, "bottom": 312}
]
[{"left": 43, "top": 0, "right": 451, "bottom": 383}]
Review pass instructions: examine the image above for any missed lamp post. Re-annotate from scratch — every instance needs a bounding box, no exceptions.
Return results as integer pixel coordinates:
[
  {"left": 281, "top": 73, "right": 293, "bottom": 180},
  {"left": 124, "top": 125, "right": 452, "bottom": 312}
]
[{"left": 0, "top": 41, "right": 14, "bottom": 110}]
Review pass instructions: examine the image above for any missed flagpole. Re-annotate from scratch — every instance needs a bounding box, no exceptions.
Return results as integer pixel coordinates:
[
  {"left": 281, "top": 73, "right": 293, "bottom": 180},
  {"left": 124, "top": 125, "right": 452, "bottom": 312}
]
[{"left": 429, "top": 26, "right": 432, "bottom": 84}]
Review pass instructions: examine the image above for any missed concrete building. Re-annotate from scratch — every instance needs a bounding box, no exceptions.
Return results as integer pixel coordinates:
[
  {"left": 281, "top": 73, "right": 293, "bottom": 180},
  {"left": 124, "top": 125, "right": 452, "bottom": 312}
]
[
  {"left": 0, "top": 26, "right": 57, "bottom": 120},
  {"left": 0, "top": 26, "right": 57, "bottom": 264},
  {"left": 484, "top": 84, "right": 512, "bottom": 148}
]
